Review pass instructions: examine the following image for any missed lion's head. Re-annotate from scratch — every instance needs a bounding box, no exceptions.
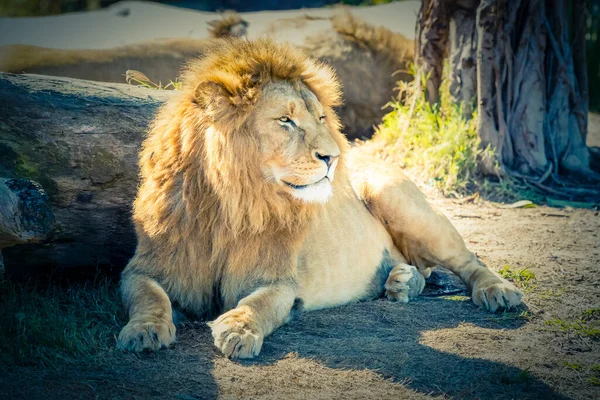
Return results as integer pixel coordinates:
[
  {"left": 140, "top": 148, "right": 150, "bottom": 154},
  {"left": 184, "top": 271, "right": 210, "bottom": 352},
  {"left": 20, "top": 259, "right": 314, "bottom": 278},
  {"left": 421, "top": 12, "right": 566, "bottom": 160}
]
[{"left": 138, "top": 38, "right": 349, "bottom": 238}]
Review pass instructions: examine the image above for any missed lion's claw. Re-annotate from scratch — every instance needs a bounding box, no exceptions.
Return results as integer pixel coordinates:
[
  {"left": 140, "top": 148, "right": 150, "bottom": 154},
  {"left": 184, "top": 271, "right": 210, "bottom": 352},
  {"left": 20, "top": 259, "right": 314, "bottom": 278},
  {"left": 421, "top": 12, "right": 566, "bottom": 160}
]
[
  {"left": 117, "top": 320, "right": 175, "bottom": 352},
  {"left": 209, "top": 309, "right": 263, "bottom": 359},
  {"left": 472, "top": 280, "right": 523, "bottom": 312}
]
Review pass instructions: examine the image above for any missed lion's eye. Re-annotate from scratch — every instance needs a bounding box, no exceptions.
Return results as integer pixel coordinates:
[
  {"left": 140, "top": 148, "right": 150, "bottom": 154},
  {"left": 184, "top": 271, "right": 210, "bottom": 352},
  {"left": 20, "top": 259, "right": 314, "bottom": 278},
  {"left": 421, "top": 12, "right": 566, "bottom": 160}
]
[
  {"left": 319, "top": 115, "right": 326, "bottom": 122},
  {"left": 278, "top": 116, "right": 295, "bottom": 127}
]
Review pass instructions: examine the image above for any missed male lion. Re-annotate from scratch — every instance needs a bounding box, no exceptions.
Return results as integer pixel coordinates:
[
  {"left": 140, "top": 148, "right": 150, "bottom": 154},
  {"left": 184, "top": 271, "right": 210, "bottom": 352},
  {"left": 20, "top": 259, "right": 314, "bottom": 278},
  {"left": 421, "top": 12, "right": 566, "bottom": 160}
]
[{"left": 118, "top": 38, "right": 522, "bottom": 358}]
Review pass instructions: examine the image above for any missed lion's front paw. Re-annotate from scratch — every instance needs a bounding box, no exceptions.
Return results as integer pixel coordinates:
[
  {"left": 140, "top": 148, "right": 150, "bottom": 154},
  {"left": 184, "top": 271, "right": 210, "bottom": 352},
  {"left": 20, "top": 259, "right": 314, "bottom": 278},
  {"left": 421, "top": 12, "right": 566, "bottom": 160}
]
[
  {"left": 117, "top": 319, "right": 176, "bottom": 352},
  {"left": 472, "top": 280, "right": 523, "bottom": 312},
  {"left": 208, "top": 308, "right": 263, "bottom": 359},
  {"left": 385, "top": 263, "right": 425, "bottom": 303}
]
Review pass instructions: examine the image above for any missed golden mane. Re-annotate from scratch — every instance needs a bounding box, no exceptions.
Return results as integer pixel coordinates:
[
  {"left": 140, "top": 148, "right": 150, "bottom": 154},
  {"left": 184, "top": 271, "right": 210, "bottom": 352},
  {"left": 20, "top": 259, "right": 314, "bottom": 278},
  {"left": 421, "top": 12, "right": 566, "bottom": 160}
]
[{"left": 133, "top": 38, "right": 346, "bottom": 272}]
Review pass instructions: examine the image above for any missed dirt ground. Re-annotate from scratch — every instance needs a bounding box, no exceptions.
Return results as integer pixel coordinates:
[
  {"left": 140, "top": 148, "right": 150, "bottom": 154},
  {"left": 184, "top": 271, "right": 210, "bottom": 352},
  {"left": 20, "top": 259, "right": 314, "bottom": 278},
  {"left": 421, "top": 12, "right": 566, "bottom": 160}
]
[
  {"left": 1, "top": 117, "right": 599, "bottom": 399},
  {"left": 0, "top": 196, "right": 598, "bottom": 400}
]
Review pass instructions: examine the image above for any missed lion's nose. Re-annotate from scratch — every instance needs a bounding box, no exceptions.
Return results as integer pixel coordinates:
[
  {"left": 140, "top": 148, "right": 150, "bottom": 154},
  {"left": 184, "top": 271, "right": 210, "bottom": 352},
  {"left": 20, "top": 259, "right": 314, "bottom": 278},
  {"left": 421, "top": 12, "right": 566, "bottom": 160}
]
[{"left": 315, "top": 152, "right": 338, "bottom": 168}]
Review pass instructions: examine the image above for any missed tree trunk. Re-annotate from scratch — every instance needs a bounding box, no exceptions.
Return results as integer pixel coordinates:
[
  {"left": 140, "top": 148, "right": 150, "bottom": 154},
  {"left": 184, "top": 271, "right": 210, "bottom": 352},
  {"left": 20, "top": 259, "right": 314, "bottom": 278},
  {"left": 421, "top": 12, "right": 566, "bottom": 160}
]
[
  {"left": 0, "top": 73, "right": 173, "bottom": 274},
  {"left": 448, "top": 0, "right": 479, "bottom": 118},
  {"left": 417, "top": 0, "right": 600, "bottom": 197},
  {"left": 572, "top": 0, "right": 589, "bottom": 144},
  {"left": 415, "top": 0, "right": 449, "bottom": 103}
]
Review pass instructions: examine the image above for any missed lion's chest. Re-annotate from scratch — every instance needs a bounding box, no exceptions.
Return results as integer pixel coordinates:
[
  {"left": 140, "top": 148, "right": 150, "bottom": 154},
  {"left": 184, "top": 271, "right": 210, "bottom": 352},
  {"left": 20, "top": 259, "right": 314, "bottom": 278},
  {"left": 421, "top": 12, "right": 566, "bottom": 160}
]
[{"left": 296, "top": 191, "right": 397, "bottom": 311}]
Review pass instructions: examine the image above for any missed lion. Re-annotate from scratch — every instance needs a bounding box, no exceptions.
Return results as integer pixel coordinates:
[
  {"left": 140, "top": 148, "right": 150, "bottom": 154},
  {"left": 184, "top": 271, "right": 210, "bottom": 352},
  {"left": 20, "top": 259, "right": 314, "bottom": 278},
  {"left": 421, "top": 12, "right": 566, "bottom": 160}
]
[{"left": 117, "top": 38, "right": 522, "bottom": 358}]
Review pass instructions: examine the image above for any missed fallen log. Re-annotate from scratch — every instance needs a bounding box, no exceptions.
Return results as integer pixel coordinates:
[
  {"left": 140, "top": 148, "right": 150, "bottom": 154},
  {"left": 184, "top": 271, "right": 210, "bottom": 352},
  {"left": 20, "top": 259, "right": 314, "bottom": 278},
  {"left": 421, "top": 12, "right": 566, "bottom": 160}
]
[
  {"left": 0, "top": 73, "right": 173, "bottom": 274},
  {"left": 0, "top": 178, "right": 55, "bottom": 274}
]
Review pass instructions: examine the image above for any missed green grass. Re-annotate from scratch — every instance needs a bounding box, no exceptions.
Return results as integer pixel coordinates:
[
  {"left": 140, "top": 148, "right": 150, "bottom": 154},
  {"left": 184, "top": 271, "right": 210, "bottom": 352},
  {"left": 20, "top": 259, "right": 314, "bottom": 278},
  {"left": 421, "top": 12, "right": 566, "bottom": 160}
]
[
  {"left": 489, "top": 310, "right": 534, "bottom": 326},
  {"left": 497, "top": 265, "right": 537, "bottom": 291},
  {"left": 0, "top": 277, "right": 125, "bottom": 367},
  {"left": 563, "top": 362, "right": 582, "bottom": 371},
  {"left": 545, "top": 308, "right": 600, "bottom": 340},
  {"left": 373, "top": 68, "right": 526, "bottom": 201}
]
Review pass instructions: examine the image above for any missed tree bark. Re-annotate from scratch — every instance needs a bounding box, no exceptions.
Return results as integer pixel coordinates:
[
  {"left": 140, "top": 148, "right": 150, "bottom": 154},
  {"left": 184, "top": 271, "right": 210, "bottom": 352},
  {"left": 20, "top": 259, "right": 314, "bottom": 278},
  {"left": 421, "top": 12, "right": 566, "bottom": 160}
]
[
  {"left": 572, "top": 0, "right": 589, "bottom": 144},
  {"left": 0, "top": 73, "right": 173, "bottom": 274},
  {"left": 448, "top": 0, "right": 479, "bottom": 118},
  {"left": 0, "top": 178, "right": 55, "bottom": 275},
  {"left": 475, "top": 0, "right": 504, "bottom": 167},
  {"left": 415, "top": 0, "right": 450, "bottom": 103},
  {"left": 546, "top": 0, "right": 590, "bottom": 175},
  {"left": 0, "top": 178, "right": 54, "bottom": 249}
]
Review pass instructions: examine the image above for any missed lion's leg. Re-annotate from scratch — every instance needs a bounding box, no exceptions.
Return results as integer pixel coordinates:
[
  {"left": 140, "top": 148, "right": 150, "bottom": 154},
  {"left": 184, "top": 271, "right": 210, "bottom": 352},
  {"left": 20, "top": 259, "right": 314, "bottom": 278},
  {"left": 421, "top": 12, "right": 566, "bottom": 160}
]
[
  {"left": 117, "top": 269, "right": 176, "bottom": 352},
  {"left": 349, "top": 153, "right": 522, "bottom": 312},
  {"left": 208, "top": 283, "right": 296, "bottom": 359}
]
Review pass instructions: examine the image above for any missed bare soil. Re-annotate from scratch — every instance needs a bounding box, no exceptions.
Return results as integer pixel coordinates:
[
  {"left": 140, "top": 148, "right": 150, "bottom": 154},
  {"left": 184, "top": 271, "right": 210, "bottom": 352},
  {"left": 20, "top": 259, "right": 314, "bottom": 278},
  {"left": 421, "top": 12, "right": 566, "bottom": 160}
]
[{"left": 1, "top": 197, "right": 599, "bottom": 400}]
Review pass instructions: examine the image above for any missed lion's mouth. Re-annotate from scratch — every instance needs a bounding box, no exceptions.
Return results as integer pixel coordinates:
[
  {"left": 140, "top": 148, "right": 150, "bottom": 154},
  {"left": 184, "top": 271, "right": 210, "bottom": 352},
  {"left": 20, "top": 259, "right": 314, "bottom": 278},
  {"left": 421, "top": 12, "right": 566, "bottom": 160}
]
[{"left": 282, "top": 177, "right": 328, "bottom": 190}]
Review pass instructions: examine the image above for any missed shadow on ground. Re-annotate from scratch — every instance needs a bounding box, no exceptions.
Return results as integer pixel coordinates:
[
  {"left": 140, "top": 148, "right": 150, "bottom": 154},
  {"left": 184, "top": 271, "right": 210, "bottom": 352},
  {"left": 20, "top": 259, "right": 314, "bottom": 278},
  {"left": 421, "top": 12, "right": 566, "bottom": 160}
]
[
  {"left": 0, "top": 284, "right": 567, "bottom": 399},
  {"left": 242, "top": 297, "right": 567, "bottom": 399}
]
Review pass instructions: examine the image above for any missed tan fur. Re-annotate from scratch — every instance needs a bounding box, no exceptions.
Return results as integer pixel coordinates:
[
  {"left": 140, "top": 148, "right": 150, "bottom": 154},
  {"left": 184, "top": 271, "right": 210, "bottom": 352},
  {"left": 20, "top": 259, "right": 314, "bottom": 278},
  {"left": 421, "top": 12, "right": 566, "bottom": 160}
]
[
  {"left": 207, "top": 11, "right": 248, "bottom": 38},
  {"left": 118, "top": 38, "right": 522, "bottom": 358}
]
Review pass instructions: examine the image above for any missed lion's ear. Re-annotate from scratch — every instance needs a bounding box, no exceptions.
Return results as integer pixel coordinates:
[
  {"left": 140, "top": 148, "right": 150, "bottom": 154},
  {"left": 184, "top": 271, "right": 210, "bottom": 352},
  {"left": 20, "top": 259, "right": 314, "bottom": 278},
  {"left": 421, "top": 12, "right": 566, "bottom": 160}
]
[
  {"left": 194, "top": 81, "right": 233, "bottom": 121},
  {"left": 194, "top": 78, "right": 257, "bottom": 121}
]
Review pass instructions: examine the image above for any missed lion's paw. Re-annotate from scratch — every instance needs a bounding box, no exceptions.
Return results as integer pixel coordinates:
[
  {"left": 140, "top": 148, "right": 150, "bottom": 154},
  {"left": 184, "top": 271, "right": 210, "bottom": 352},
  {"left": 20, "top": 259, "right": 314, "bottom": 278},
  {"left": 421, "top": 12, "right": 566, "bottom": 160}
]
[
  {"left": 117, "top": 319, "right": 176, "bottom": 352},
  {"left": 208, "top": 309, "right": 263, "bottom": 359},
  {"left": 385, "top": 263, "right": 425, "bottom": 303},
  {"left": 472, "top": 280, "right": 523, "bottom": 312}
]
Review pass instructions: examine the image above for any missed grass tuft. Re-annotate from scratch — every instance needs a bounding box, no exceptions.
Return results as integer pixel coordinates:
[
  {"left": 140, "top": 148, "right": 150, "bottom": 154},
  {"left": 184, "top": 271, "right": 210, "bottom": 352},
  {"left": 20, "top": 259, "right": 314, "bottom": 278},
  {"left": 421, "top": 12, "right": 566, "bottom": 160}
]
[
  {"left": 372, "top": 67, "right": 534, "bottom": 202},
  {"left": 0, "top": 277, "right": 125, "bottom": 367},
  {"left": 545, "top": 308, "right": 600, "bottom": 340},
  {"left": 562, "top": 362, "right": 582, "bottom": 371},
  {"left": 498, "top": 265, "right": 537, "bottom": 291}
]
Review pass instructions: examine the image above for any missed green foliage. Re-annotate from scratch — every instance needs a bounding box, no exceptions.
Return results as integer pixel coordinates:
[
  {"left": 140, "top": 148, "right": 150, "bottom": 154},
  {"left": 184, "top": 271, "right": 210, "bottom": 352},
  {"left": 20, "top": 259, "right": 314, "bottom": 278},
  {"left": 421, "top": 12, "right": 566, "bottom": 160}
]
[
  {"left": 0, "top": 277, "right": 125, "bottom": 366},
  {"left": 539, "top": 288, "right": 565, "bottom": 300},
  {"left": 497, "top": 265, "right": 536, "bottom": 291},
  {"left": 489, "top": 310, "right": 534, "bottom": 326},
  {"left": 545, "top": 308, "right": 600, "bottom": 340},
  {"left": 562, "top": 362, "right": 582, "bottom": 371},
  {"left": 374, "top": 71, "right": 501, "bottom": 198}
]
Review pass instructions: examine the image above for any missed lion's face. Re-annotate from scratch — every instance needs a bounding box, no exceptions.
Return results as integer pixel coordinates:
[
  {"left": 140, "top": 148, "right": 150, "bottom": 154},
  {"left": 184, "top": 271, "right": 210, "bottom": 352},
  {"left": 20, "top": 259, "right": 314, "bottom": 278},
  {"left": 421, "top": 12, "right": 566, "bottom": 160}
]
[{"left": 249, "top": 81, "right": 341, "bottom": 204}]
